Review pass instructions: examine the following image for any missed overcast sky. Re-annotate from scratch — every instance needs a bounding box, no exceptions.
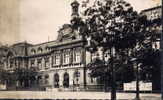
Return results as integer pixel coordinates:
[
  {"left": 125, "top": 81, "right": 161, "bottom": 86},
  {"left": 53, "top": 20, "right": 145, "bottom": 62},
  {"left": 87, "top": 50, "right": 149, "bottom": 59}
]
[{"left": 0, "top": 0, "right": 161, "bottom": 45}]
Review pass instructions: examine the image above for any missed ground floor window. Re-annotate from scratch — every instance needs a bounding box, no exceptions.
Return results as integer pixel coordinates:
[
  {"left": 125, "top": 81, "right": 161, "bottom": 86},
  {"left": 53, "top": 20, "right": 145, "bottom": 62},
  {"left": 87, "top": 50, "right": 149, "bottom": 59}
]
[{"left": 73, "top": 70, "right": 80, "bottom": 86}]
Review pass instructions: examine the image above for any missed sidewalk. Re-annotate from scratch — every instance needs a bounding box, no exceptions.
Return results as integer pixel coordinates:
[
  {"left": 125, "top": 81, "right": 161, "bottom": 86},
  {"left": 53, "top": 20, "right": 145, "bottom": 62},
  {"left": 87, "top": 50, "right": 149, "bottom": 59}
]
[{"left": 0, "top": 91, "right": 161, "bottom": 100}]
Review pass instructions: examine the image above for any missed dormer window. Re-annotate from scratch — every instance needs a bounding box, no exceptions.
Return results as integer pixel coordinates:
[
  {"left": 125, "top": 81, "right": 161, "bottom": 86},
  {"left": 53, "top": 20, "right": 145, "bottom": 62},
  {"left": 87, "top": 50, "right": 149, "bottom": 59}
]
[
  {"left": 31, "top": 49, "right": 36, "bottom": 55},
  {"left": 38, "top": 47, "right": 43, "bottom": 53},
  {"left": 45, "top": 46, "right": 50, "bottom": 52}
]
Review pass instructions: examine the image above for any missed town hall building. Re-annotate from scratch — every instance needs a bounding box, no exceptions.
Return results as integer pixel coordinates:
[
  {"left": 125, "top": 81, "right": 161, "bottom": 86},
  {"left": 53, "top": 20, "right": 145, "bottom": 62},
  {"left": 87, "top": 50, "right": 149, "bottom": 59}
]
[
  {"left": 0, "top": 0, "right": 161, "bottom": 91},
  {"left": 0, "top": 0, "right": 96, "bottom": 91}
]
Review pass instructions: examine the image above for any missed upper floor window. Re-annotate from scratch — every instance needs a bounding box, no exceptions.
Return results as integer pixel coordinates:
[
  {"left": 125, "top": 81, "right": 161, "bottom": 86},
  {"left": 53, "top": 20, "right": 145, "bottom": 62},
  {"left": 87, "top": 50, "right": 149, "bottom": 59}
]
[
  {"left": 63, "top": 50, "right": 70, "bottom": 64},
  {"left": 37, "top": 58, "right": 42, "bottom": 70},
  {"left": 31, "top": 59, "right": 35, "bottom": 67},
  {"left": 53, "top": 53, "right": 60, "bottom": 66},
  {"left": 9, "top": 58, "right": 14, "bottom": 68},
  {"left": 45, "top": 57, "right": 50, "bottom": 69},
  {"left": 73, "top": 50, "right": 81, "bottom": 63}
]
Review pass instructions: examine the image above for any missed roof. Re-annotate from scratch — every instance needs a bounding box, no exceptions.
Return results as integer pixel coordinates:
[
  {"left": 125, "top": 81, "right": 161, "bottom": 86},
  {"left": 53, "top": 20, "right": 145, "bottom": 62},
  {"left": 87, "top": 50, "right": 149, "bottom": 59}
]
[
  {"left": 12, "top": 42, "right": 33, "bottom": 47},
  {"left": 71, "top": 0, "right": 79, "bottom": 6},
  {"left": 31, "top": 40, "right": 58, "bottom": 47},
  {"left": 141, "top": 5, "right": 162, "bottom": 13}
]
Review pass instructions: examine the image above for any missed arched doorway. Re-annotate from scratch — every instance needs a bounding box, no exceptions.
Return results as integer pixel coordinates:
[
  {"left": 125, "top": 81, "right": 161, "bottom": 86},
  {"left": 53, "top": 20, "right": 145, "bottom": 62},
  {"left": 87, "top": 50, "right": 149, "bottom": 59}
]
[
  {"left": 37, "top": 75, "right": 42, "bottom": 85},
  {"left": 54, "top": 73, "right": 59, "bottom": 88},
  {"left": 63, "top": 72, "right": 69, "bottom": 88},
  {"left": 44, "top": 74, "right": 49, "bottom": 85}
]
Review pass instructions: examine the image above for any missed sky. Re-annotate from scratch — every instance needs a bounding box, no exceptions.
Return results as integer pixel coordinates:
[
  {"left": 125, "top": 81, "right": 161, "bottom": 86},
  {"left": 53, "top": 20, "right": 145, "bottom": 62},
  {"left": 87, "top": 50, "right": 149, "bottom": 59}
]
[{"left": 0, "top": 0, "right": 161, "bottom": 45}]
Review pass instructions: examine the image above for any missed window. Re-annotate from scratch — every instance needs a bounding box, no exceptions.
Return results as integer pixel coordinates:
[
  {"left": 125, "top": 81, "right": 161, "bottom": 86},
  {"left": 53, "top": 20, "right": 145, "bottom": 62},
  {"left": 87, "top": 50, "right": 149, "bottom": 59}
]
[
  {"left": 63, "top": 51, "right": 70, "bottom": 64},
  {"left": 31, "top": 49, "right": 36, "bottom": 55},
  {"left": 73, "top": 70, "right": 80, "bottom": 86},
  {"left": 63, "top": 72, "right": 69, "bottom": 88},
  {"left": 74, "top": 50, "right": 81, "bottom": 63},
  {"left": 9, "top": 59, "right": 14, "bottom": 68},
  {"left": 54, "top": 73, "right": 59, "bottom": 88},
  {"left": 45, "top": 57, "right": 49, "bottom": 69},
  {"left": 37, "top": 59, "right": 42, "bottom": 70},
  {"left": 31, "top": 59, "right": 35, "bottom": 67},
  {"left": 38, "top": 47, "right": 43, "bottom": 53},
  {"left": 46, "top": 46, "right": 51, "bottom": 52},
  {"left": 37, "top": 75, "right": 42, "bottom": 85},
  {"left": 53, "top": 53, "right": 60, "bottom": 66}
]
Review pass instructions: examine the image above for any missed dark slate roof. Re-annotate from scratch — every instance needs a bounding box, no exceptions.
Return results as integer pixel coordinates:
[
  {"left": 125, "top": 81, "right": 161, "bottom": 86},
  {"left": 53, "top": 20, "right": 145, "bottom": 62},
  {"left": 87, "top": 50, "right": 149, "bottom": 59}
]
[{"left": 140, "top": 5, "right": 162, "bottom": 13}]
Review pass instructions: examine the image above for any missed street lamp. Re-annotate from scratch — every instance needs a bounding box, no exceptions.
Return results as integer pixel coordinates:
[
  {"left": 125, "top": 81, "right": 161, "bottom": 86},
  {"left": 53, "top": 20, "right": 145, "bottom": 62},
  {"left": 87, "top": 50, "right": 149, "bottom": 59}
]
[
  {"left": 110, "top": 48, "right": 116, "bottom": 100},
  {"left": 130, "top": 58, "right": 140, "bottom": 100},
  {"left": 104, "top": 52, "right": 109, "bottom": 92}
]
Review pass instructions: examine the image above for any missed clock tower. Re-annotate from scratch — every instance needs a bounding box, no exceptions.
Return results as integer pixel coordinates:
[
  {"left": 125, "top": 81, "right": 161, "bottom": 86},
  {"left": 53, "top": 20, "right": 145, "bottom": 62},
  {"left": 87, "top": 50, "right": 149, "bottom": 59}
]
[{"left": 71, "top": 0, "right": 80, "bottom": 20}]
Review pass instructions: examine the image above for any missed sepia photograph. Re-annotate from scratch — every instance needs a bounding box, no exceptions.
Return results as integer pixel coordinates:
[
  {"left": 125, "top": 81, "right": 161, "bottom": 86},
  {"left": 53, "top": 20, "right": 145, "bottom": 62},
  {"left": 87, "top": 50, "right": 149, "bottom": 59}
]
[{"left": 0, "top": 0, "right": 162, "bottom": 100}]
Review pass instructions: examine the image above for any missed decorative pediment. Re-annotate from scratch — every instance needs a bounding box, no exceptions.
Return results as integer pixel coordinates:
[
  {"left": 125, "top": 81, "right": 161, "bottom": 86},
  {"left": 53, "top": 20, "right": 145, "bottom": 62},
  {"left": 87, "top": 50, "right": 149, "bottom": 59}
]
[{"left": 57, "top": 24, "right": 80, "bottom": 42}]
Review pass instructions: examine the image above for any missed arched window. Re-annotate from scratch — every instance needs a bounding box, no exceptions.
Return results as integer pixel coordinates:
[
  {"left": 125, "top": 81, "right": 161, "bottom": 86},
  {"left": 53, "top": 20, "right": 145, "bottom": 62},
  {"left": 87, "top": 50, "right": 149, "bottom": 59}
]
[
  {"left": 54, "top": 73, "right": 59, "bottom": 88},
  {"left": 38, "top": 47, "right": 43, "bottom": 53},
  {"left": 31, "top": 49, "right": 36, "bottom": 55},
  {"left": 45, "top": 74, "right": 49, "bottom": 84},
  {"left": 45, "top": 46, "right": 50, "bottom": 52},
  {"left": 63, "top": 72, "right": 69, "bottom": 88},
  {"left": 37, "top": 75, "right": 42, "bottom": 85}
]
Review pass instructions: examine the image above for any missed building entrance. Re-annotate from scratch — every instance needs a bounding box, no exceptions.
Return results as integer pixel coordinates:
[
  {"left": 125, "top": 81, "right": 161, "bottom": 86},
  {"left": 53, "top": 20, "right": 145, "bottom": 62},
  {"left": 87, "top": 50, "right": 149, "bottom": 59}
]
[{"left": 63, "top": 72, "right": 69, "bottom": 88}]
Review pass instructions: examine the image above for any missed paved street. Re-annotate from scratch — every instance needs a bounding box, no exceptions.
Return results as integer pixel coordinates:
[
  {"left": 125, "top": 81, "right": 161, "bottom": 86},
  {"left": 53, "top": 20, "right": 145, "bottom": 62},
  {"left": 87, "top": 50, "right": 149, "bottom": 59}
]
[{"left": 0, "top": 91, "right": 161, "bottom": 100}]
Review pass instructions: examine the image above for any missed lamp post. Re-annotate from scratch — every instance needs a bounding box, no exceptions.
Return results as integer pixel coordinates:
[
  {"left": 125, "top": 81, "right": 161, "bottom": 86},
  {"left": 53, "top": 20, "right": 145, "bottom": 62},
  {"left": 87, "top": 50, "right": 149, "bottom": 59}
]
[
  {"left": 104, "top": 51, "right": 109, "bottom": 92},
  {"left": 136, "top": 63, "right": 140, "bottom": 100},
  {"left": 131, "top": 58, "right": 140, "bottom": 100},
  {"left": 110, "top": 47, "right": 116, "bottom": 100},
  {"left": 160, "top": 17, "right": 163, "bottom": 100}
]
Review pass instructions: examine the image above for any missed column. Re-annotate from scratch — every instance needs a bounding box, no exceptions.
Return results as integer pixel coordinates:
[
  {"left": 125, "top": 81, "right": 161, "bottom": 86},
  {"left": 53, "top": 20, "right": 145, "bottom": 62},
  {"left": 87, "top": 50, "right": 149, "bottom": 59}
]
[
  {"left": 60, "top": 50, "right": 63, "bottom": 66},
  {"left": 59, "top": 71, "right": 63, "bottom": 87},
  {"left": 49, "top": 56, "right": 52, "bottom": 69},
  {"left": 70, "top": 48, "right": 73, "bottom": 65},
  {"left": 82, "top": 48, "right": 87, "bottom": 88},
  {"left": 42, "top": 58, "right": 45, "bottom": 70},
  {"left": 69, "top": 70, "right": 74, "bottom": 87}
]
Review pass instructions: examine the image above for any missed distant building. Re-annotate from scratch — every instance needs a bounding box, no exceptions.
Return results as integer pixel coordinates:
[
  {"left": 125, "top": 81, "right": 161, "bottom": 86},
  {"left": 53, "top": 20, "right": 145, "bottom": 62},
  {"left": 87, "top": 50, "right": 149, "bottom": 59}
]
[
  {"left": 140, "top": 5, "right": 162, "bottom": 91},
  {"left": 140, "top": 5, "right": 162, "bottom": 49},
  {"left": 140, "top": 6, "right": 161, "bottom": 21}
]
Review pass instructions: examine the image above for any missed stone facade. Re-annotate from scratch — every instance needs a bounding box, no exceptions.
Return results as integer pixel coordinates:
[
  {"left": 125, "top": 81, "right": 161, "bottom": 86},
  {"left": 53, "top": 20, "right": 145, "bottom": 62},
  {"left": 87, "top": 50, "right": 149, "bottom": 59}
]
[{"left": 0, "top": 0, "right": 97, "bottom": 90}]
